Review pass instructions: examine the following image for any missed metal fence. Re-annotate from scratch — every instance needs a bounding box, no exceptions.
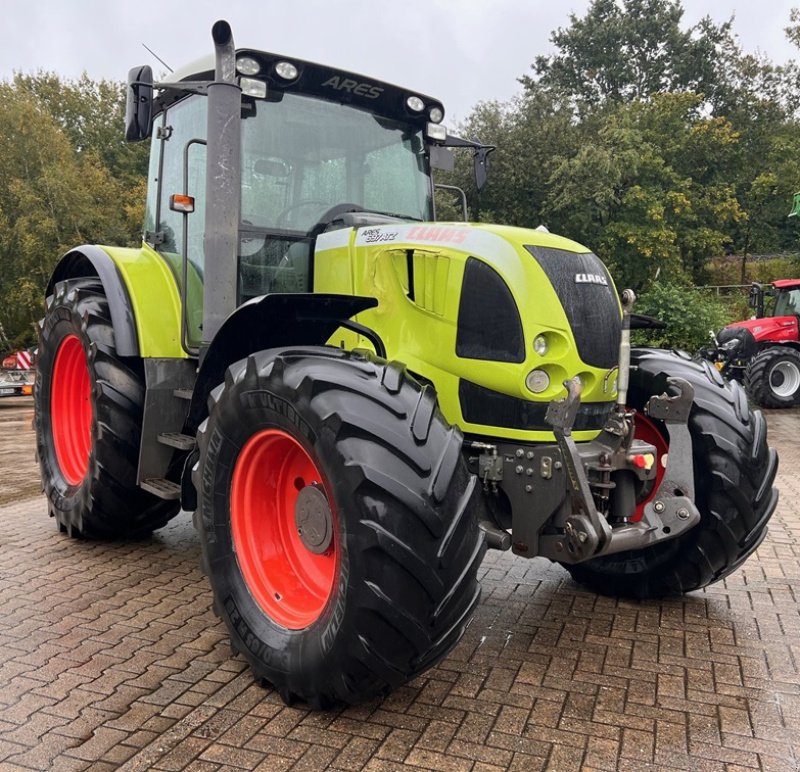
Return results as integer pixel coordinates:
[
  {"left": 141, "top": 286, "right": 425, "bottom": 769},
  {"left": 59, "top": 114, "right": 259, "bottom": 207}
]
[{"left": 697, "top": 284, "right": 750, "bottom": 296}]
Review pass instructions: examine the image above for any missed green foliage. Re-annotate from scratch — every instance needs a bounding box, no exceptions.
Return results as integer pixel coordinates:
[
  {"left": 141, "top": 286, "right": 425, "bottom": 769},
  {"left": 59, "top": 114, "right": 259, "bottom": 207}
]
[
  {"left": 632, "top": 281, "right": 732, "bottom": 351},
  {"left": 0, "top": 75, "right": 145, "bottom": 346},
  {"left": 523, "top": 0, "right": 736, "bottom": 113},
  {"left": 11, "top": 73, "right": 149, "bottom": 184},
  {"left": 702, "top": 255, "right": 800, "bottom": 287}
]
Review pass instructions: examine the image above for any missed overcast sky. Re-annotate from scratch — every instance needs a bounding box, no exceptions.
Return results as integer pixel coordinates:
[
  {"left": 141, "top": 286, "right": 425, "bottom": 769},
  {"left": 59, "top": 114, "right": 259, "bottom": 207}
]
[{"left": 2, "top": 1, "right": 798, "bottom": 123}]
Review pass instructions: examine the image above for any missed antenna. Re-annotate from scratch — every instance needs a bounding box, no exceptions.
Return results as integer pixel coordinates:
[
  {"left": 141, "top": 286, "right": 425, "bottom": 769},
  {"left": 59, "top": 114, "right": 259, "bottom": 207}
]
[{"left": 141, "top": 43, "right": 173, "bottom": 73}]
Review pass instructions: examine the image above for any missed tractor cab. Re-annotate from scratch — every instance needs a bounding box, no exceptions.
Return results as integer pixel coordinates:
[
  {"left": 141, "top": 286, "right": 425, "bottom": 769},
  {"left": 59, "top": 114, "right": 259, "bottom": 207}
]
[
  {"left": 125, "top": 31, "right": 492, "bottom": 352},
  {"left": 749, "top": 279, "right": 800, "bottom": 321}
]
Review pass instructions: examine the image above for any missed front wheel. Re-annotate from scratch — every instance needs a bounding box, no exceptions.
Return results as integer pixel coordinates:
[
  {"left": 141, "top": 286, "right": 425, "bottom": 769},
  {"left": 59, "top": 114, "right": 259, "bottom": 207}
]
[
  {"left": 744, "top": 346, "right": 800, "bottom": 408},
  {"left": 194, "top": 347, "right": 485, "bottom": 706},
  {"left": 563, "top": 348, "right": 779, "bottom": 598}
]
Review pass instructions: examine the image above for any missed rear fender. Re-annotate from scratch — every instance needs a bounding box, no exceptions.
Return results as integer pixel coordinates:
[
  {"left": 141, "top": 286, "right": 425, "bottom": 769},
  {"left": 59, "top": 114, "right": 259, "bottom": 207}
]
[
  {"left": 47, "top": 244, "right": 185, "bottom": 358},
  {"left": 47, "top": 246, "right": 140, "bottom": 357}
]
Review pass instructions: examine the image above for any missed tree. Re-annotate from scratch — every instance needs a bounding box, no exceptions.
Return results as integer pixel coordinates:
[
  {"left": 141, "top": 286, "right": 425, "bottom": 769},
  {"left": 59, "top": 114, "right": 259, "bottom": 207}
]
[
  {"left": 0, "top": 81, "right": 144, "bottom": 346},
  {"left": 11, "top": 72, "right": 149, "bottom": 184},
  {"left": 523, "top": 0, "right": 736, "bottom": 113},
  {"left": 542, "top": 94, "right": 744, "bottom": 289},
  {"left": 440, "top": 91, "right": 579, "bottom": 228}
]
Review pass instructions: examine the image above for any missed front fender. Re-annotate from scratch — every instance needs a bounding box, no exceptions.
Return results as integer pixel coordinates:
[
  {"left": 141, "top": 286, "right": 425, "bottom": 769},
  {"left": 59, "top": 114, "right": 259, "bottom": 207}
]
[{"left": 187, "top": 293, "right": 378, "bottom": 432}]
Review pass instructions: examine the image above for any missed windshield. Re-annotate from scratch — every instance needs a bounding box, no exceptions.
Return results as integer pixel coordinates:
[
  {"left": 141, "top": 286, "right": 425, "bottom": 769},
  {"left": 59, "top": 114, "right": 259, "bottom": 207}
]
[{"left": 240, "top": 93, "right": 433, "bottom": 233}]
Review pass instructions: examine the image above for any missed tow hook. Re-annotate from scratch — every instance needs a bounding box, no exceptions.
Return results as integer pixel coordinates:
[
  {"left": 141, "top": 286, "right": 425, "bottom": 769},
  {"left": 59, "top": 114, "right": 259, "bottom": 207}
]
[{"left": 640, "top": 376, "right": 700, "bottom": 530}]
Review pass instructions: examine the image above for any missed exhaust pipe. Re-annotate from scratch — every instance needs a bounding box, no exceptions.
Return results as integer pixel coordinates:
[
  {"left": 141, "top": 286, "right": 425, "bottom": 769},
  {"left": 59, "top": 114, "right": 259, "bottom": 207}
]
[
  {"left": 212, "top": 20, "right": 236, "bottom": 83},
  {"left": 202, "top": 20, "right": 242, "bottom": 352}
]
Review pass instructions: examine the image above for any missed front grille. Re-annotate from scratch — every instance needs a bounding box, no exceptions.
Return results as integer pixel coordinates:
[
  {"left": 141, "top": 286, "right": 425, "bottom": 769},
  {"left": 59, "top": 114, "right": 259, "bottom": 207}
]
[
  {"left": 459, "top": 379, "right": 611, "bottom": 432},
  {"left": 525, "top": 246, "right": 621, "bottom": 369}
]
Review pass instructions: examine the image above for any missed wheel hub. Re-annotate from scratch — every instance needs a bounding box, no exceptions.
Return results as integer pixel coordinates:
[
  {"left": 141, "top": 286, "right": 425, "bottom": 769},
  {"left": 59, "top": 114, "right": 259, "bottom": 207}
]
[
  {"left": 295, "top": 483, "right": 333, "bottom": 554},
  {"left": 230, "top": 428, "right": 338, "bottom": 629},
  {"left": 770, "top": 360, "right": 800, "bottom": 398}
]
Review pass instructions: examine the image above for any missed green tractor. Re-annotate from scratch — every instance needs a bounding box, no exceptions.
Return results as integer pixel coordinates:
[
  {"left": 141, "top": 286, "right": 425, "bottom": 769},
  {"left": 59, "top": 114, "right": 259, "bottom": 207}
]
[{"left": 35, "top": 21, "right": 778, "bottom": 707}]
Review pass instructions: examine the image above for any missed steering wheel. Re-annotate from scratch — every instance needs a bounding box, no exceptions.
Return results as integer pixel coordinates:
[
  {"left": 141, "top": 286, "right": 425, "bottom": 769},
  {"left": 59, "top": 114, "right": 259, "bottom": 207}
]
[
  {"left": 276, "top": 200, "right": 328, "bottom": 229},
  {"left": 308, "top": 203, "right": 368, "bottom": 236}
]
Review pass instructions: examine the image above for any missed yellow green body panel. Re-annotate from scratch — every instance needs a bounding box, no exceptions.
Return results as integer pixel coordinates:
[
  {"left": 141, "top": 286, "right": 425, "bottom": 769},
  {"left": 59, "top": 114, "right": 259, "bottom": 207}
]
[
  {"left": 99, "top": 243, "right": 187, "bottom": 358},
  {"left": 314, "top": 222, "right": 620, "bottom": 443}
]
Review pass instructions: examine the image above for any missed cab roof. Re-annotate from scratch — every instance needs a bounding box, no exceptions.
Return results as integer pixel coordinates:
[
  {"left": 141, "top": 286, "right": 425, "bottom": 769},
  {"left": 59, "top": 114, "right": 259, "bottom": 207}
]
[
  {"left": 772, "top": 279, "right": 800, "bottom": 289},
  {"left": 158, "top": 47, "right": 445, "bottom": 129}
]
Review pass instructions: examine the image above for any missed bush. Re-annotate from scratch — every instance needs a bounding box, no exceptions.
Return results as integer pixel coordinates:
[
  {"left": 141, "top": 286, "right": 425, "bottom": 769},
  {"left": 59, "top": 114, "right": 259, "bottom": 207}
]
[
  {"left": 632, "top": 280, "right": 732, "bottom": 352},
  {"left": 702, "top": 255, "right": 800, "bottom": 286}
]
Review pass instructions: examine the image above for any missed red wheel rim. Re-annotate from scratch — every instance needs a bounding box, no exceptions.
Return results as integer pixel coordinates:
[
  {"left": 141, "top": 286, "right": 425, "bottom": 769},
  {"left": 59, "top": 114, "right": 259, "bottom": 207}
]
[
  {"left": 51, "top": 334, "right": 92, "bottom": 485},
  {"left": 631, "top": 412, "right": 669, "bottom": 523},
  {"left": 230, "top": 429, "right": 338, "bottom": 629}
]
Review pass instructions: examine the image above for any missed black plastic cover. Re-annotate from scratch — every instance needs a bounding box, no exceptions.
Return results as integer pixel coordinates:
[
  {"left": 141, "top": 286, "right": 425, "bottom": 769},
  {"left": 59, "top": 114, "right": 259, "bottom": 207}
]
[
  {"left": 525, "top": 246, "right": 621, "bottom": 369},
  {"left": 456, "top": 257, "right": 525, "bottom": 363},
  {"left": 718, "top": 325, "right": 757, "bottom": 359},
  {"left": 459, "top": 379, "right": 611, "bottom": 432}
]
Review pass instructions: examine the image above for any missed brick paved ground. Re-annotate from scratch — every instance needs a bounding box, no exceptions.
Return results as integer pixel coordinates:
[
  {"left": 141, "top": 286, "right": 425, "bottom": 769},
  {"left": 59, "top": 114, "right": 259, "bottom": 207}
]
[{"left": 1, "top": 409, "right": 799, "bottom": 771}]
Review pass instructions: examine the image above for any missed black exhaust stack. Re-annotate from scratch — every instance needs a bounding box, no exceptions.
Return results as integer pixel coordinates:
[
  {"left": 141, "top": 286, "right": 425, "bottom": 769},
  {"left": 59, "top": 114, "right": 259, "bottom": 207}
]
[{"left": 202, "top": 20, "right": 241, "bottom": 352}]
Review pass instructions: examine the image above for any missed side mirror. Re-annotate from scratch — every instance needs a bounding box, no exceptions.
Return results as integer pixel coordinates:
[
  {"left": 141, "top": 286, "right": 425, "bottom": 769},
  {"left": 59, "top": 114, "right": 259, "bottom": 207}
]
[
  {"left": 125, "top": 65, "right": 153, "bottom": 141},
  {"left": 473, "top": 146, "right": 493, "bottom": 193}
]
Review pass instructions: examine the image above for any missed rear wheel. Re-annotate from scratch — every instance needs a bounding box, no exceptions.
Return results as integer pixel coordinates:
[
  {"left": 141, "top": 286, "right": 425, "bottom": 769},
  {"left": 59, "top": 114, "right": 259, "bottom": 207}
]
[
  {"left": 194, "top": 346, "right": 486, "bottom": 706},
  {"left": 744, "top": 346, "right": 800, "bottom": 407},
  {"left": 563, "top": 348, "right": 778, "bottom": 598},
  {"left": 35, "top": 278, "right": 180, "bottom": 538}
]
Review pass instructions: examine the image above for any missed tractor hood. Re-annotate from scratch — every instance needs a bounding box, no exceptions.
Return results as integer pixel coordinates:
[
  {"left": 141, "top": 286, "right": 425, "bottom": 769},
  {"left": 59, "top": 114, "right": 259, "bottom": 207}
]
[
  {"left": 725, "top": 316, "right": 798, "bottom": 343},
  {"left": 313, "top": 220, "right": 623, "bottom": 443}
]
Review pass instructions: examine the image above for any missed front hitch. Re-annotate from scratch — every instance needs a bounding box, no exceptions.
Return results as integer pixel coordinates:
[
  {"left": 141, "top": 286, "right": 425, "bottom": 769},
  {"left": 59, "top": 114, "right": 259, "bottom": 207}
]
[
  {"left": 536, "top": 372, "right": 700, "bottom": 563},
  {"left": 536, "top": 286, "right": 700, "bottom": 563}
]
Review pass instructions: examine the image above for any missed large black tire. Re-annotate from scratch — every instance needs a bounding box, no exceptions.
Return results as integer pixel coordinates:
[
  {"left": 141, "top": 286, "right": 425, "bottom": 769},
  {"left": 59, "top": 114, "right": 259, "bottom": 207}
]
[
  {"left": 194, "top": 346, "right": 486, "bottom": 707},
  {"left": 563, "top": 348, "right": 778, "bottom": 598},
  {"left": 34, "top": 278, "right": 180, "bottom": 538},
  {"left": 744, "top": 346, "right": 800, "bottom": 408}
]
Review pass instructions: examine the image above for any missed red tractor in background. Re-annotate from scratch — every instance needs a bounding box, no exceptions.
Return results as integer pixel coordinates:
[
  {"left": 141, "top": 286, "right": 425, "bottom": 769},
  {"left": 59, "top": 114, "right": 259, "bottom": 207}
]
[{"left": 706, "top": 279, "right": 800, "bottom": 407}]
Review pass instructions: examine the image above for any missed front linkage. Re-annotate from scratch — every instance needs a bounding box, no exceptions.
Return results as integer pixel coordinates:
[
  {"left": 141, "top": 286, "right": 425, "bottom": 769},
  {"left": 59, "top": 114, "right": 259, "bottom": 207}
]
[
  {"left": 468, "top": 289, "right": 700, "bottom": 565},
  {"left": 468, "top": 376, "right": 699, "bottom": 564}
]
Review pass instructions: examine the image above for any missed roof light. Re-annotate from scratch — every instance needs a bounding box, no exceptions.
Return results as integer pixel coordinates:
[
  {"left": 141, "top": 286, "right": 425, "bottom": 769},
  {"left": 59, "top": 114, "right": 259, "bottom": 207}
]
[
  {"left": 428, "top": 106, "right": 444, "bottom": 124},
  {"left": 275, "top": 61, "right": 299, "bottom": 80},
  {"left": 240, "top": 78, "right": 267, "bottom": 98},
  {"left": 406, "top": 95, "right": 425, "bottom": 112},
  {"left": 425, "top": 123, "right": 447, "bottom": 142},
  {"left": 236, "top": 56, "right": 261, "bottom": 76}
]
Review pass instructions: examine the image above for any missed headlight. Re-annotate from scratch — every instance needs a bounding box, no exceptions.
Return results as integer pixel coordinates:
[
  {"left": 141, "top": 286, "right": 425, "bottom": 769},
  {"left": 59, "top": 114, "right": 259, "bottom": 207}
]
[
  {"left": 721, "top": 338, "right": 740, "bottom": 351},
  {"left": 525, "top": 369, "right": 550, "bottom": 393},
  {"left": 240, "top": 78, "right": 267, "bottom": 98},
  {"left": 533, "top": 335, "right": 548, "bottom": 356}
]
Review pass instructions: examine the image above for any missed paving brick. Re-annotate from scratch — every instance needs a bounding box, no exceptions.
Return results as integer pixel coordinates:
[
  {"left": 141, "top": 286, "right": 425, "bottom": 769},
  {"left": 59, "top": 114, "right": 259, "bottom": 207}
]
[
  {"left": 2, "top": 407, "right": 800, "bottom": 771},
  {"left": 330, "top": 735, "right": 382, "bottom": 770}
]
